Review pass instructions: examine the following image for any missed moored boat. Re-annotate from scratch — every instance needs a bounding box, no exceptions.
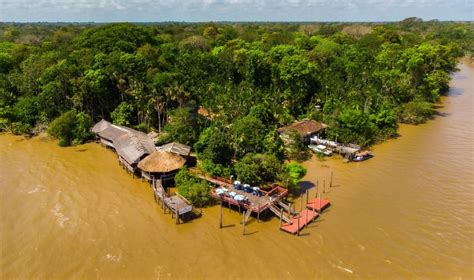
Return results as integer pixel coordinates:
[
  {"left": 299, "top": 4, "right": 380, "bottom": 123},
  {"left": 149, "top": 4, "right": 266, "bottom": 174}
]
[{"left": 351, "top": 150, "right": 373, "bottom": 162}]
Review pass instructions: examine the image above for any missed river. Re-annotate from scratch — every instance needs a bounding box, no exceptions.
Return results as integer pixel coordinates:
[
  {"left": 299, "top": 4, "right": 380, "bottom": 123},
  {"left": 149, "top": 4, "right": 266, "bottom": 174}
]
[{"left": 1, "top": 59, "right": 473, "bottom": 279}]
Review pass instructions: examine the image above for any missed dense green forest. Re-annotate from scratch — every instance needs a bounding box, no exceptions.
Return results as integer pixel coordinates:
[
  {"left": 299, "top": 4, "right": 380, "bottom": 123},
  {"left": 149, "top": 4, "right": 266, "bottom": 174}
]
[{"left": 0, "top": 19, "right": 472, "bottom": 182}]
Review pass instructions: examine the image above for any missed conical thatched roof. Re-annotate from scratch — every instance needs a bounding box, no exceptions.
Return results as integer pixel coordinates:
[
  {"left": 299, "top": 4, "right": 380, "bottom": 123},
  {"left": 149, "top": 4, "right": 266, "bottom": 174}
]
[{"left": 138, "top": 150, "right": 186, "bottom": 173}]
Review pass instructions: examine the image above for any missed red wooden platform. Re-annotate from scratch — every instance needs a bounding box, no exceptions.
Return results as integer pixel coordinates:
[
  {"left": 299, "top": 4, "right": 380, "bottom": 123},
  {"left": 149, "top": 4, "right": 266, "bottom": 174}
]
[
  {"left": 280, "top": 209, "right": 319, "bottom": 234},
  {"left": 306, "top": 198, "right": 330, "bottom": 212}
]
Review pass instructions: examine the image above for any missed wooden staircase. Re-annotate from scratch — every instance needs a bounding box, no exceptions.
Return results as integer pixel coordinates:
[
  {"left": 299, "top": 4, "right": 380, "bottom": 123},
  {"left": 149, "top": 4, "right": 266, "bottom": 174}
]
[
  {"left": 269, "top": 204, "right": 292, "bottom": 224},
  {"left": 277, "top": 200, "right": 297, "bottom": 215}
]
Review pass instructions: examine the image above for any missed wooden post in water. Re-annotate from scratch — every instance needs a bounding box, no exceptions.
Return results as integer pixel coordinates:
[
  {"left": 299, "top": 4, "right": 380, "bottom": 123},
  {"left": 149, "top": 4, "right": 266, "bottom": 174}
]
[
  {"left": 306, "top": 190, "right": 309, "bottom": 204},
  {"left": 297, "top": 214, "right": 300, "bottom": 236},
  {"left": 312, "top": 201, "right": 316, "bottom": 221},
  {"left": 315, "top": 180, "right": 319, "bottom": 198},
  {"left": 257, "top": 203, "right": 260, "bottom": 223},
  {"left": 242, "top": 212, "right": 246, "bottom": 235},
  {"left": 176, "top": 209, "right": 179, "bottom": 225},
  {"left": 300, "top": 195, "right": 303, "bottom": 212},
  {"left": 288, "top": 203, "right": 292, "bottom": 220},
  {"left": 318, "top": 189, "right": 321, "bottom": 213},
  {"left": 323, "top": 180, "right": 326, "bottom": 194},
  {"left": 330, "top": 172, "right": 333, "bottom": 188},
  {"left": 279, "top": 208, "right": 283, "bottom": 228},
  {"left": 219, "top": 201, "right": 223, "bottom": 229}
]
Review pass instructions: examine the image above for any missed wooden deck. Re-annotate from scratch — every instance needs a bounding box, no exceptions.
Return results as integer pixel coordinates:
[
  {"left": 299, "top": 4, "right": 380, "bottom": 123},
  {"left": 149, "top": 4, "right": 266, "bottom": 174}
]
[
  {"left": 306, "top": 198, "right": 331, "bottom": 212},
  {"left": 280, "top": 209, "right": 319, "bottom": 234},
  {"left": 210, "top": 187, "right": 273, "bottom": 213},
  {"left": 164, "top": 196, "right": 193, "bottom": 215},
  {"left": 152, "top": 179, "right": 192, "bottom": 223},
  {"left": 192, "top": 168, "right": 288, "bottom": 214},
  {"left": 210, "top": 184, "right": 288, "bottom": 214}
]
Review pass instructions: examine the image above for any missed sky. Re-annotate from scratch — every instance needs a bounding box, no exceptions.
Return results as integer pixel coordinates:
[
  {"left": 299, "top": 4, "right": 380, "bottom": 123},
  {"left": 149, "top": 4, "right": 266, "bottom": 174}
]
[{"left": 0, "top": 0, "right": 472, "bottom": 22}]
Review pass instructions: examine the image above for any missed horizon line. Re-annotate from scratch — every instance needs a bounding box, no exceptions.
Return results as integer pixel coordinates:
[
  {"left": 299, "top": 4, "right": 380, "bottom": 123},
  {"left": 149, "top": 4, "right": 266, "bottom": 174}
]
[{"left": 1, "top": 19, "right": 473, "bottom": 24}]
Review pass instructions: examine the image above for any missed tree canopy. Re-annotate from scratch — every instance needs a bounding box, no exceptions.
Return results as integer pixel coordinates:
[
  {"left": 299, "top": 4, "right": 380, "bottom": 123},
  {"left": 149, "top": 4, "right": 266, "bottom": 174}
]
[{"left": 0, "top": 20, "right": 470, "bottom": 183}]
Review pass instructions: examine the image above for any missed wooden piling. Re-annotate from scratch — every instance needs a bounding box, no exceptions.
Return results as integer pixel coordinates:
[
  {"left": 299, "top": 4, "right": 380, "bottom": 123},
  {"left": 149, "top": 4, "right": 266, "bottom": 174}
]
[
  {"left": 242, "top": 212, "right": 246, "bottom": 235},
  {"left": 306, "top": 206, "right": 310, "bottom": 225},
  {"left": 288, "top": 203, "right": 292, "bottom": 219},
  {"left": 300, "top": 195, "right": 303, "bottom": 212},
  {"left": 176, "top": 210, "right": 179, "bottom": 224},
  {"left": 219, "top": 201, "right": 223, "bottom": 229},
  {"left": 279, "top": 208, "right": 283, "bottom": 228},
  {"left": 297, "top": 214, "right": 300, "bottom": 236},
  {"left": 330, "top": 171, "right": 333, "bottom": 188},
  {"left": 323, "top": 180, "right": 326, "bottom": 194},
  {"left": 318, "top": 190, "right": 321, "bottom": 213},
  {"left": 306, "top": 190, "right": 309, "bottom": 204},
  {"left": 257, "top": 203, "right": 260, "bottom": 223},
  {"left": 315, "top": 180, "right": 319, "bottom": 198}
]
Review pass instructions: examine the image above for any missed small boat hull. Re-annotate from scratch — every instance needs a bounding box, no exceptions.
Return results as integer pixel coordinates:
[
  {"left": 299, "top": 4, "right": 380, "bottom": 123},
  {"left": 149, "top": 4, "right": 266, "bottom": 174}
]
[{"left": 351, "top": 152, "right": 373, "bottom": 162}]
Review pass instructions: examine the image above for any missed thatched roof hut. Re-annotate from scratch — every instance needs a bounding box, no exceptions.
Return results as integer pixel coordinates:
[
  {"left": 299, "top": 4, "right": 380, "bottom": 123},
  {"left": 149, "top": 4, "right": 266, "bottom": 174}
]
[
  {"left": 156, "top": 142, "right": 191, "bottom": 157},
  {"left": 92, "top": 119, "right": 156, "bottom": 165},
  {"left": 114, "top": 129, "right": 156, "bottom": 165},
  {"left": 138, "top": 150, "right": 186, "bottom": 173},
  {"left": 277, "top": 120, "right": 327, "bottom": 138}
]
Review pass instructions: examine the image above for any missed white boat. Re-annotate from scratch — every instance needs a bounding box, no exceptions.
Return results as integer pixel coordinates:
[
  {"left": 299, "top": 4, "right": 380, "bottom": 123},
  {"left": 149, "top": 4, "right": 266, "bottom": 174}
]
[{"left": 308, "top": 144, "right": 332, "bottom": 156}]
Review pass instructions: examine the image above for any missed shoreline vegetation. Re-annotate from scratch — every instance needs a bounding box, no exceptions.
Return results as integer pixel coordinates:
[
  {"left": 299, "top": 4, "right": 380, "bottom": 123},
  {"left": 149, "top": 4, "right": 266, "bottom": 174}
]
[{"left": 0, "top": 19, "right": 472, "bottom": 204}]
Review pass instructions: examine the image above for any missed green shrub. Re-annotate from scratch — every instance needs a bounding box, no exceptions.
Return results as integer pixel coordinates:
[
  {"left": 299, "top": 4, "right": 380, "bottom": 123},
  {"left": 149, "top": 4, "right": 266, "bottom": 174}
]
[
  {"left": 286, "top": 130, "right": 309, "bottom": 161},
  {"left": 10, "top": 122, "right": 31, "bottom": 135},
  {"left": 13, "top": 96, "right": 38, "bottom": 125},
  {"left": 161, "top": 107, "right": 204, "bottom": 146},
  {"left": 48, "top": 110, "right": 93, "bottom": 146},
  {"left": 263, "top": 128, "right": 285, "bottom": 160},
  {"left": 234, "top": 153, "right": 282, "bottom": 185},
  {"left": 175, "top": 167, "right": 212, "bottom": 207},
  {"left": 398, "top": 100, "right": 434, "bottom": 124},
  {"left": 111, "top": 102, "right": 134, "bottom": 126},
  {"left": 199, "top": 160, "right": 232, "bottom": 178},
  {"left": 194, "top": 124, "right": 233, "bottom": 165},
  {"left": 328, "top": 109, "right": 377, "bottom": 147},
  {"left": 279, "top": 162, "right": 307, "bottom": 191},
  {"left": 72, "top": 111, "right": 93, "bottom": 145}
]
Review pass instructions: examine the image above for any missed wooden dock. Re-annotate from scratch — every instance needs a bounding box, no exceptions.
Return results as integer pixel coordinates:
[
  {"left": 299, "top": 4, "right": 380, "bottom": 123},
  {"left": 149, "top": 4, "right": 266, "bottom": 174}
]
[
  {"left": 210, "top": 183, "right": 288, "bottom": 214},
  {"left": 306, "top": 198, "right": 331, "bottom": 212},
  {"left": 192, "top": 169, "right": 288, "bottom": 215},
  {"left": 192, "top": 169, "right": 333, "bottom": 236},
  {"left": 280, "top": 209, "right": 319, "bottom": 235},
  {"left": 152, "top": 179, "right": 192, "bottom": 224},
  {"left": 310, "top": 137, "right": 360, "bottom": 156}
]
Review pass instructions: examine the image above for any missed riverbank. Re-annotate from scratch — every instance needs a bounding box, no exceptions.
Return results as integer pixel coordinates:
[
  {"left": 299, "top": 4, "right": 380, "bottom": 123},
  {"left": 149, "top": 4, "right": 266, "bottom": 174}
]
[{"left": 1, "top": 59, "right": 473, "bottom": 279}]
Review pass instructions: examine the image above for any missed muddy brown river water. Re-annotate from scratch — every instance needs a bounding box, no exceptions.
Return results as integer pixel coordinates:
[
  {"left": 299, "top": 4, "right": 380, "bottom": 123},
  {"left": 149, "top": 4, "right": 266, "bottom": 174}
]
[{"left": 1, "top": 60, "right": 473, "bottom": 279}]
